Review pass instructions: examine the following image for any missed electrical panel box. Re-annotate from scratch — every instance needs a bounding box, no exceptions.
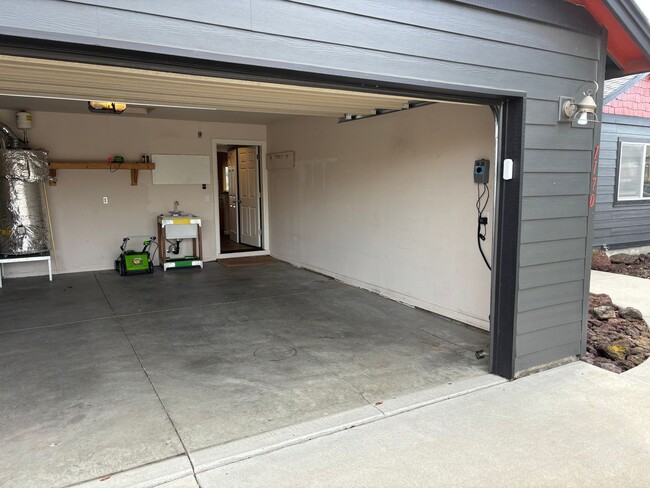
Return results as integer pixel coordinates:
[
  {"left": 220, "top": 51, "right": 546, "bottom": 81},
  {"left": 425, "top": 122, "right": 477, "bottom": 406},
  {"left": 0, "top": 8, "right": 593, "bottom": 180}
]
[{"left": 473, "top": 159, "right": 489, "bottom": 184}]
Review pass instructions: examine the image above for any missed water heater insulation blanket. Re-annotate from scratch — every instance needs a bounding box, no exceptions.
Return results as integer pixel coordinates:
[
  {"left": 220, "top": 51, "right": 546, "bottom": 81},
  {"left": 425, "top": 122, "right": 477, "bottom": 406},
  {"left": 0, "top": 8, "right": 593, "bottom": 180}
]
[{"left": 0, "top": 149, "right": 51, "bottom": 255}]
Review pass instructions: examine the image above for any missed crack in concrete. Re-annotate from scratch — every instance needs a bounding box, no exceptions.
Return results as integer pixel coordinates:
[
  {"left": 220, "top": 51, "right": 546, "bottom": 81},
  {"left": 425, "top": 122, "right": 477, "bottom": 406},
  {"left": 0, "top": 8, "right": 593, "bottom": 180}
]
[
  {"left": 335, "top": 374, "right": 386, "bottom": 416},
  {"left": 93, "top": 273, "right": 202, "bottom": 487}
]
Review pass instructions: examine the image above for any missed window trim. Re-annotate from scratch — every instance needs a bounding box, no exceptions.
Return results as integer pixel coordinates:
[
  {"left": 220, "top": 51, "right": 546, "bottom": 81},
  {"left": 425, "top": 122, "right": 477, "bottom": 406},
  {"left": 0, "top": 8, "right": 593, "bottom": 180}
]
[{"left": 615, "top": 137, "right": 650, "bottom": 205}]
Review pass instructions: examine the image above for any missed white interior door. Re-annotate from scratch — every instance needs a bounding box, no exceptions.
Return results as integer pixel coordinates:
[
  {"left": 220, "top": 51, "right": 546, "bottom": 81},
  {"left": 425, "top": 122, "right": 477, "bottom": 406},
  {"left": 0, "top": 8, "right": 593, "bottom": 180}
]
[
  {"left": 227, "top": 149, "right": 239, "bottom": 242},
  {"left": 237, "top": 146, "right": 262, "bottom": 247}
]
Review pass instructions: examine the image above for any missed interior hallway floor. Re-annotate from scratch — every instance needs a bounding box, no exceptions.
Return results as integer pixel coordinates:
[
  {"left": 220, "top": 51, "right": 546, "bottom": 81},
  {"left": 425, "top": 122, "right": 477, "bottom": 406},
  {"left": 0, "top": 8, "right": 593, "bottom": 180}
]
[
  {"left": 219, "top": 234, "right": 260, "bottom": 253},
  {"left": 0, "top": 261, "right": 489, "bottom": 488}
]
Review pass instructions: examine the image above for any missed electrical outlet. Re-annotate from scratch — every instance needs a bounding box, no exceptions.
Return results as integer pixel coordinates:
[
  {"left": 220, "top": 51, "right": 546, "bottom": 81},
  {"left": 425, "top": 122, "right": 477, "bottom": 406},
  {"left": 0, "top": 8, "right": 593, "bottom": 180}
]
[
  {"left": 204, "top": 195, "right": 210, "bottom": 202},
  {"left": 102, "top": 196, "right": 108, "bottom": 205}
]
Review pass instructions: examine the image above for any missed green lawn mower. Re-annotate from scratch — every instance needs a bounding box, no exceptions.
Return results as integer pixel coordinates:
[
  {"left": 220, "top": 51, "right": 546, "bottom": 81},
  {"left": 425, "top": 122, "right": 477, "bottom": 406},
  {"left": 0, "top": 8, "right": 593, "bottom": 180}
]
[{"left": 115, "top": 236, "right": 157, "bottom": 276}]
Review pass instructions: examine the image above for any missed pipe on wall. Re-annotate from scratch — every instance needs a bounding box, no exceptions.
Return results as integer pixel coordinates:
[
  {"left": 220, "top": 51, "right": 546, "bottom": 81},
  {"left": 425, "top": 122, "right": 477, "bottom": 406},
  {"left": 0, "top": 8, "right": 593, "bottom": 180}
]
[{"left": 0, "top": 122, "right": 26, "bottom": 149}]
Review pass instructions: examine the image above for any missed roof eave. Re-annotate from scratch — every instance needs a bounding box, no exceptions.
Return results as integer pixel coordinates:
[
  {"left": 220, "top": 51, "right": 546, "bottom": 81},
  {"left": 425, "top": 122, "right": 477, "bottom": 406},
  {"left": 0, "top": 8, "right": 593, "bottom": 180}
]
[{"left": 602, "top": 0, "right": 650, "bottom": 75}]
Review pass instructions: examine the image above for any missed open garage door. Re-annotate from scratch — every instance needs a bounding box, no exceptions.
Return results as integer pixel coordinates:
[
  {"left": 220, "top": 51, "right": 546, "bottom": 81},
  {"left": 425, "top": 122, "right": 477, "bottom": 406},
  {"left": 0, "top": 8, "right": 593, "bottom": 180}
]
[
  {"left": 0, "top": 53, "right": 517, "bottom": 487},
  {"left": 0, "top": 55, "right": 433, "bottom": 117}
]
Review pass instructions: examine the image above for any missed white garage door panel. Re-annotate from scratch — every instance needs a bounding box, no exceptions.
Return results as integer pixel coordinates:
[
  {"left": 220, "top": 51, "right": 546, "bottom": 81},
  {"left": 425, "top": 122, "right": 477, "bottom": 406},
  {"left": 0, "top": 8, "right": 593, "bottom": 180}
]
[{"left": 0, "top": 55, "right": 434, "bottom": 117}]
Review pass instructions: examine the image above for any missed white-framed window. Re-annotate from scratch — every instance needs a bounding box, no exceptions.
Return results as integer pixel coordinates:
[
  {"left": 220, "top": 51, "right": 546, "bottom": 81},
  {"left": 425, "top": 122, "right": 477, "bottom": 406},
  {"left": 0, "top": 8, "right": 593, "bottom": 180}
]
[{"left": 617, "top": 141, "right": 650, "bottom": 202}]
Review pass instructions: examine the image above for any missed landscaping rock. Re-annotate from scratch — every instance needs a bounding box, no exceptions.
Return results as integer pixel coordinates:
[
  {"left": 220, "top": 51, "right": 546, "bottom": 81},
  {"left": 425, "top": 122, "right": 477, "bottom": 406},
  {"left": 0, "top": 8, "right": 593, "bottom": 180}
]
[
  {"left": 592, "top": 305, "right": 616, "bottom": 320},
  {"left": 619, "top": 307, "right": 643, "bottom": 321},
  {"left": 596, "top": 251, "right": 650, "bottom": 279},
  {"left": 591, "top": 250, "right": 612, "bottom": 271},
  {"left": 584, "top": 293, "right": 650, "bottom": 373},
  {"left": 589, "top": 293, "right": 614, "bottom": 309},
  {"left": 599, "top": 340, "right": 632, "bottom": 362},
  {"left": 609, "top": 253, "right": 637, "bottom": 265}
]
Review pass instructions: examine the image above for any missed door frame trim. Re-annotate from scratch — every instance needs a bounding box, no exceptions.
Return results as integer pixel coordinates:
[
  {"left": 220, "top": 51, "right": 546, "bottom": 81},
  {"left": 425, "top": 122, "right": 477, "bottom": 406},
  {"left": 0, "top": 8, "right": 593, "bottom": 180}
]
[
  {"left": 211, "top": 138, "right": 269, "bottom": 259},
  {"left": 489, "top": 98, "right": 525, "bottom": 379}
]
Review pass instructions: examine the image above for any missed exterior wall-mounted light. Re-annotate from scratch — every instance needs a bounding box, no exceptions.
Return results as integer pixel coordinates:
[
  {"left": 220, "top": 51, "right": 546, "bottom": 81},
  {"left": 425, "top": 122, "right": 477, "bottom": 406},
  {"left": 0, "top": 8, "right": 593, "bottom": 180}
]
[
  {"left": 558, "top": 81, "right": 599, "bottom": 126},
  {"left": 88, "top": 101, "right": 127, "bottom": 114}
]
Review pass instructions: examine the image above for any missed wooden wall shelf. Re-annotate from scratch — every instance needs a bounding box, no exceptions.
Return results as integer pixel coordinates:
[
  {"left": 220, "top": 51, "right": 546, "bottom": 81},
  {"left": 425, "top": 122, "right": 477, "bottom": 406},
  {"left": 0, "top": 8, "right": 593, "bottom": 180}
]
[{"left": 48, "top": 161, "right": 156, "bottom": 186}]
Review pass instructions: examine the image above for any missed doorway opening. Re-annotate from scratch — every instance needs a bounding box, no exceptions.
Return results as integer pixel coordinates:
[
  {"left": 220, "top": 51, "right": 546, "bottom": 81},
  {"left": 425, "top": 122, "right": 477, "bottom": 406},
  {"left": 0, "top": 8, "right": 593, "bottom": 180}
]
[{"left": 214, "top": 142, "right": 266, "bottom": 256}]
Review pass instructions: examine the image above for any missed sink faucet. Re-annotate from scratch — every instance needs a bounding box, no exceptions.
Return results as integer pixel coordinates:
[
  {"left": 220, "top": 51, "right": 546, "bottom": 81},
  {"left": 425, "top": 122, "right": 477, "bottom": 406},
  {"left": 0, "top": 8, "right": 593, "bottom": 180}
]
[{"left": 173, "top": 201, "right": 179, "bottom": 213}]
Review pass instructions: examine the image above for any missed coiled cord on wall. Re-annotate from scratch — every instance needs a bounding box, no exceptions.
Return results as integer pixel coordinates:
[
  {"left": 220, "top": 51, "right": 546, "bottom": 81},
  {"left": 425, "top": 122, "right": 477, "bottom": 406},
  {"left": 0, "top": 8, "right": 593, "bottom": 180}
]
[{"left": 476, "top": 182, "right": 491, "bottom": 271}]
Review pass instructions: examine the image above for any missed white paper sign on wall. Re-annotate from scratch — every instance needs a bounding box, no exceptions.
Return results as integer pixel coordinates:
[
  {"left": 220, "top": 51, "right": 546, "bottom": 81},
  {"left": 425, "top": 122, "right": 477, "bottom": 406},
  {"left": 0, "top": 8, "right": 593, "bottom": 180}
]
[
  {"left": 152, "top": 154, "right": 211, "bottom": 185},
  {"left": 267, "top": 151, "right": 295, "bottom": 170}
]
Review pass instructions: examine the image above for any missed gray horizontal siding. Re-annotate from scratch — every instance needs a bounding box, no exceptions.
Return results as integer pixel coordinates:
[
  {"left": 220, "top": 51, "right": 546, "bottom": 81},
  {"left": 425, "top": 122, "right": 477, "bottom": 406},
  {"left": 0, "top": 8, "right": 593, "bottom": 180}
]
[
  {"left": 593, "top": 119, "right": 650, "bottom": 248},
  {"left": 595, "top": 216, "right": 650, "bottom": 229},
  {"left": 593, "top": 233, "right": 650, "bottom": 247},
  {"left": 64, "top": 0, "right": 602, "bottom": 59},
  {"left": 525, "top": 125, "right": 596, "bottom": 151},
  {"left": 520, "top": 238, "right": 587, "bottom": 267},
  {"left": 521, "top": 217, "right": 588, "bottom": 243},
  {"left": 524, "top": 149, "right": 593, "bottom": 173},
  {"left": 516, "top": 321, "right": 582, "bottom": 357},
  {"left": 62, "top": 0, "right": 253, "bottom": 29},
  {"left": 519, "top": 259, "right": 586, "bottom": 290},
  {"left": 0, "top": 0, "right": 603, "bottom": 374},
  {"left": 517, "top": 300, "right": 584, "bottom": 334},
  {"left": 254, "top": 1, "right": 595, "bottom": 80},
  {"left": 288, "top": 0, "right": 601, "bottom": 58},
  {"left": 595, "top": 226, "right": 650, "bottom": 238},
  {"left": 596, "top": 206, "right": 650, "bottom": 220},
  {"left": 599, "top": 149, "right": 618, "bottom": 160},
  {"left": 522, "top": 195, "right": 589, "bottom": 220},
  {"left": 518, "top": 280, "right": 584, "bottom": 313},
  {"left": 522, "top": 173, "right": 589, "bottom": 197},
  {"left": 526, "top": 100, "right": 563, "bottom": 126},
  {"left": 604, "top": 114, "right": 650, "bottom": 128},
  {"left": 515, "top": 342, "right": 581, "bottom": 372}
]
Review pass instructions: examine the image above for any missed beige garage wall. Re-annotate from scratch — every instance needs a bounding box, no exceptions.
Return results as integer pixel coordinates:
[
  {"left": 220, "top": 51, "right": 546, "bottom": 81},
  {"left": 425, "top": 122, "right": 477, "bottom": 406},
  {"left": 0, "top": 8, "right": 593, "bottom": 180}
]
[
  {"left": 267, "top": 103, "right": 495, "bottom": 329},
  {"left": 0, "top": 109, "right": 265, "bottom": 276}
]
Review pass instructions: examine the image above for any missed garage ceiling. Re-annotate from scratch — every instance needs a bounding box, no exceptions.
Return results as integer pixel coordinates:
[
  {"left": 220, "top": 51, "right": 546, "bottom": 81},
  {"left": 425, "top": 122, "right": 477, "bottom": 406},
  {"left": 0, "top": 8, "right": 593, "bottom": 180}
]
[{"left": 0, "top": 55, "right": 432, "bottom": 118}]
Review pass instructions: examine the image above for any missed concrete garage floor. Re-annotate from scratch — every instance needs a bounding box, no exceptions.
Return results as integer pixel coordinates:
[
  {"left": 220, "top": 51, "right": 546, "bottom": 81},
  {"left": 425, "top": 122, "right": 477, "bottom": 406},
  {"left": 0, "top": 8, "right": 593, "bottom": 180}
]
[{"left": 0, "top": 261, "right": 489, "bottom": 487}]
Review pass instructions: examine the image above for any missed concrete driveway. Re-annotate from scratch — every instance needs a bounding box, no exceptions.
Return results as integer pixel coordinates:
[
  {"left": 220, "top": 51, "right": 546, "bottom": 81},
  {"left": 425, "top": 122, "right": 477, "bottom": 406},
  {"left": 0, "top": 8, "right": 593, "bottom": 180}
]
[{"left": 198, "top": 361, "right": 650, "bottom": 487}]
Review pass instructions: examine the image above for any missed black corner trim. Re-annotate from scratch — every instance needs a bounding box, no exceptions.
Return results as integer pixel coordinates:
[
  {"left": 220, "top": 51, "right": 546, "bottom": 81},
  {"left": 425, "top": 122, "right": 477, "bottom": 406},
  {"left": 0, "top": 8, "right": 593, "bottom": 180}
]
[{"left": 491, "top": 97, "right": 525, "bottom": 380}]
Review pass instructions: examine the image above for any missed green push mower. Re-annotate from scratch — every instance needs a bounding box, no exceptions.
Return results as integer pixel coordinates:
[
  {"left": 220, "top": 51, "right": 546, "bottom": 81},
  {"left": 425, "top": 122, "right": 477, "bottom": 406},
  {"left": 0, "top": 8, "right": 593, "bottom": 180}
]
[{"left": 115, "top": 236, "right": 157, "bottom": 276}]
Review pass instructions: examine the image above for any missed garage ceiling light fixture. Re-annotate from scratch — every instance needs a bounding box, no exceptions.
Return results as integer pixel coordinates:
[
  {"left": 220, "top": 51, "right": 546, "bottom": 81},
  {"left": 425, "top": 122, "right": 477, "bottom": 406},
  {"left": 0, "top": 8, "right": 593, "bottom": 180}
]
[
  {"left": 558, "top": 81, "right": 599, "bottom": 126},
  {"left": 338, "top": 101, "right": 433, "bottom": 123},
  {"left": 88, "top": 101, "right": 127, "bottom": 114}
]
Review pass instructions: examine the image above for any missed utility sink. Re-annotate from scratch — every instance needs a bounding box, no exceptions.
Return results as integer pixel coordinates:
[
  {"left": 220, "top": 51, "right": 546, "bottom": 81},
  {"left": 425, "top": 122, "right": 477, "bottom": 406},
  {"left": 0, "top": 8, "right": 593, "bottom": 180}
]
[
  {"left": 157, "top": 213, "right": 201, "bottom": 226},
  {"left": 159, "top": 212, "right": 198, "bottom": 222}
]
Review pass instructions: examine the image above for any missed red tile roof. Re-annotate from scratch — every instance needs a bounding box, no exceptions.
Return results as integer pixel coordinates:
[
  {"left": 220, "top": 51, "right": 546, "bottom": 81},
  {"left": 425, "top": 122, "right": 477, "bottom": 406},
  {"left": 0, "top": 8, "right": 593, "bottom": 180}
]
[{"left": 604, "top": 74, "right": 650, "bottom": 118}]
